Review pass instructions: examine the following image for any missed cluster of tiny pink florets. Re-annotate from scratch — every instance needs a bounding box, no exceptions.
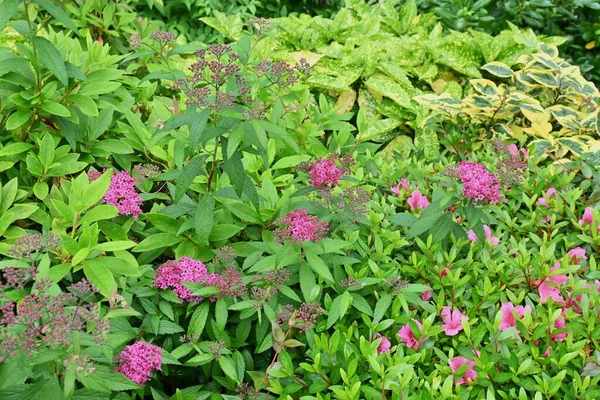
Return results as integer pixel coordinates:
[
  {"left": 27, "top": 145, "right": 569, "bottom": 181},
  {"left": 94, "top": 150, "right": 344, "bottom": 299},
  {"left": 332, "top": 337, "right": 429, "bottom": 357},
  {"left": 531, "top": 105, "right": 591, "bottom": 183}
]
[
  {"left": 299, "top": 154, "right": 353, "bottom": 189},
  {"left": 456, "top": 161, "right": 501, "bottom": 205},
  {"left": 154, "top": 257, "right": 224, "bottom": 302},
  {"left": 116, "top": 341, "right": 163, "bottom": 384},
  {"left": 274, "top": 209, "right": 328, "bottom": 244},
  {"left": 94, "top": 171, "right": 143, "bottom": 219}
]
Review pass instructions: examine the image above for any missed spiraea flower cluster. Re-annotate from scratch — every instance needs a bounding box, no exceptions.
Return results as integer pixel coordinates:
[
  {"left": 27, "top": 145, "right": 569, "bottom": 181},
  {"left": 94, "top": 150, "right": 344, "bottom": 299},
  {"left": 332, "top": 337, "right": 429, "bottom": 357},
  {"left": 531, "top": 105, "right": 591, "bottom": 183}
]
[
  {"left": 98, "top": 171, "right": 144, "bottom": 219},
  {"left": 446, "top": 161, "right": 502, "bottom": 204},
  {"left": 8, "top": 233, "right": 60, "bottom": 261},
  {"left": 154, "top": 257, "right": 224, "bottom": 302},
  {"left": 0, "top": 278, "right": 106, "bottom": 362},
  {"left": 298, "top": 154, "right": 353, "bottom": 189},
  {"left": 492, "top": 140, "right": 528, "bottom": 187},
  {"left": 274, "top": 209, "right": 328, "bottom": 244},
  {"left": 296, "top": 302, "right": 324, "bottom": 333},
  {"left": 116, "top": 341, "right": 163, "bottom": 384},
  {"left": 317, "top": 186, "right": 369, "bottom": 223}
]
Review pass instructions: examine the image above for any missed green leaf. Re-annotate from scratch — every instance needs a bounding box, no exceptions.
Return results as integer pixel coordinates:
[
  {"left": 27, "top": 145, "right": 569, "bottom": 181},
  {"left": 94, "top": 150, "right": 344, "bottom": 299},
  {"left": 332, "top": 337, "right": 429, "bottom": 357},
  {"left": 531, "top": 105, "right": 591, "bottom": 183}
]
[
  {"left": 306, "top": 251, "right": 334, "bottom": 283},
  {"left": 68, "top": 94, "right": 98, "bottom": 116},
  {"left": 33, "top": 37, "right": 68, "bottom": 86},
  {"left": 481, "top": 62, "right": 514, "bottom": 78},
  {"left": 83, "top": 169, "right": 112, "bottom": 209},
  {"left": 89, "top": 106, "right": 114, "bottom": 140},
  {"left": 33, "top": 181, "right": 49, "bottom": 200},
  {"left": 82, "top": 259, "right": 115, "bottom": 297},
  {"left": 218, "top": 356, "right": 240, "bottom": 383},
  {"left": 223, "top": 149, "right": 258, "bottom": 208},
  {"left": 133, "top": 233, "right": 183, "bottom": 252},
  {"left": 33, "top": 0, "right": 79, "bottom": 34},
  {"left": 38, "top": 134, "right": 55, "bottom": 170},
  {"left": 5, "top": 110, "right": 32, "bottom": 130},
  {"left": 0, "top": 143, "right": 32, "bottom": 157},
  {"left": 373, "top": 294, "right": 392, "bottom": 323},
  {"left": 188, "top": 302, "right": 210, "bottom": 336},
  {"left": 327, "top": 291, "right": 351, "bottom": 328},
  {"left": 209, "top": 224, "right": 244, "bottom": 241},
  {"left": 215, "top": 298, "right": 228, "bottom": 332},
  {"left": 0, "top": 0, "right": 18, "bottom": 32},
  {"left": 40, "top": 100, "right": 70, "bottom": 117},
  {"left": 350, "top": 293, "right": 373, "bottom": 316},
  {"left": 175, "top": 155, "right": 208, "bottom": 203},
  {"left": 195, "top": 194, "right": 214, "bottom": 244}
]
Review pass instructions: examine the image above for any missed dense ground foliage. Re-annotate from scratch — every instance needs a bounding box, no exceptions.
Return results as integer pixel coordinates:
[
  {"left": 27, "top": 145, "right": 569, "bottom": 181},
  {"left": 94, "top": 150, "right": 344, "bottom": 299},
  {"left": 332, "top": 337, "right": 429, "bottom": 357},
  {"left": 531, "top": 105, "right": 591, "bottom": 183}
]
[{"left": 0, "top": 0, "right": 600, "bottom": 399}]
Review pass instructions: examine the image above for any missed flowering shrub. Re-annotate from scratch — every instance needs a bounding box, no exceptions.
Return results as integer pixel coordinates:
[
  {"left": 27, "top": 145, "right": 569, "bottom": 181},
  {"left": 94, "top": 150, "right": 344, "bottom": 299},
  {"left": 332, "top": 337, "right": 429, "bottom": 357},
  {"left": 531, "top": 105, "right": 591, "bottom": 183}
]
[{"left": 0, "top": 1, "right": 600, "bottom": 399}]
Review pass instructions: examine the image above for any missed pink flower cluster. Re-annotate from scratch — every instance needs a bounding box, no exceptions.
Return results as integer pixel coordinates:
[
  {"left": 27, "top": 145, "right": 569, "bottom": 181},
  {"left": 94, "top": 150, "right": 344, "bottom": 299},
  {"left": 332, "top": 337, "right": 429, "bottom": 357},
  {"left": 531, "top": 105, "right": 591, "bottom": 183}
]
[
  {"left": 302, "top": 154, "right": 352, "bottom": 189},
  {"left": 391, "top": 178, "right": 409, "bottom": 195},
  {"left": 102, "top": 171, "right": 143, "bottom": 219},
  {"left": 154, "top": 257, "right": 224, "bottom": 302},
  {"left": 116, "top": 341, "right": 163, "bottom": 384},
  {"left": 456, "top": 161, "right": 501, "bottom": 204},
  {"left": 274, "top": 209, "right": 328, "bottom": 243}
]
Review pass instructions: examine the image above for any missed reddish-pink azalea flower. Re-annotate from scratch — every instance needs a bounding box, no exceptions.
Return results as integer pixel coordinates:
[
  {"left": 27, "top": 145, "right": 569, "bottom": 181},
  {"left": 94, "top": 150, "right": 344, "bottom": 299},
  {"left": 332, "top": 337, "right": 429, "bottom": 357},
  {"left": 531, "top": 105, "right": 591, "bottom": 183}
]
[
  {"left": 421, "top": 286, "right": 433, "bottom": 301},
  {"left": 483, "top": 225, "right": 500, "bottom": 246},
  {"left": 391, "top": 179, "right": 409, "bottom": 195},
  {"left": 398, "top": 319, "right": 424, "bottom": 350},
  {"left": 544, "top": 345, "right": 552, "bottom": 357},
  {"left": 567, "top": 247, "right": 587, "bottom": 265},
  {"left": 449, "top": 356, "right": 477, "bottom": 385},
  {"left": 498, "top": 302, "right": 532, "bottom": 331},
  {"left": 552, "top": 317, "right": 567, "bottom": 342},
  {"left": 440, "top": 306, "right": 468, "bottom": 336},
  {"left": 407, "top": 190, "right": 429, "bottom": 211},
  {"left": 467, "top": 230, "right": 478, "bottom": 243},
  {"left": 537, "top": 263, "right": 568, "bottom": 304},
  {"left": 537, "top": 188, "right": 557, "bottom": 207},
  {"left": 375, "top": 333, "right": 391, "bottom": 355},
  {"left": 579, "top": 207, "right": 595, "bottom": 226},
  {"left": 508, "top": 144, "right": 529, "bottom": 160}
]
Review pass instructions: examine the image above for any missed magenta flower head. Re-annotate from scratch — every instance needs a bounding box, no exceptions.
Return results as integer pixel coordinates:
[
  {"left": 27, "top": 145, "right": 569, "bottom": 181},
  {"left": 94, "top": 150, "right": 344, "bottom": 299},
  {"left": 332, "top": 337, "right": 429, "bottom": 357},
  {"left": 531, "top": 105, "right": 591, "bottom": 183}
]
[
  {"left": 440, "top": 306, "right": 468, "bottom": 336},
  {"left": 102, "top": 171, "right": 143, "bottom": 219},
  {"left": 375, "top": 333, "right": 391, "bottom": 355},
  {"left": 407, "top": 190, "right": 429, "bottom": 211},
  {"left": 536, "top": 263, "right": 568, "bottom": 304},
  {"left": 449, "top": 356, "right": 477, "bottom": 385},
  {"left": 116, "top": 341, "right": 163, "bottom": 384},
  {"left": 301, "top": 154, "right": 352, "bottom": 189},
  {"left": 567, "top": 247, "right": 587, "bottom": 265},
  {"left": 498, "top": 302, "right": 532, "bottom": 331},
  {"left": 421, "top": 285, "right": 433, "bottom": 301},
  {"left": 398, "top": 319, "right": 425, "bottom": 350},
  {"left": 456, "top": 161, "right": 501, "bottom": 205},
  {"left": 154, "top": 257, "right": 224, "bottom": 302},
  {"left": 274, "top": 209, "right": 328, "bottom": 244}
]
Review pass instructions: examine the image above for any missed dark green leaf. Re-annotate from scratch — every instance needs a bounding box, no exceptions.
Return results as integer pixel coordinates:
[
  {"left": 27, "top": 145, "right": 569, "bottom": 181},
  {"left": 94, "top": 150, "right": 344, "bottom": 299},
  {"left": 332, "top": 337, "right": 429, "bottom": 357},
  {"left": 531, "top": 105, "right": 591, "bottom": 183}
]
[
  {"left": 33, "top": 36, "right": 68, "bottom": 86},
  {"left": 0, "top": 0, "right": 18, "bottom": 32},
  {"left": 195, "top": 194, "right": 214, "bottom": 244},
  {"left": 33, "top": 0, "right": 79, "bottom": 34}
]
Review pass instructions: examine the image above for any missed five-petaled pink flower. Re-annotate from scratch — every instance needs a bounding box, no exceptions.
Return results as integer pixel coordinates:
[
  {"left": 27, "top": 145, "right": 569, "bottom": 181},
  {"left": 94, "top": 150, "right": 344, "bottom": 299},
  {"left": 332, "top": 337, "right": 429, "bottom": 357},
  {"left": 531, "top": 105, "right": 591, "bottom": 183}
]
[
  {"left": 508, "top": 144, "right": 529, "bottom": 160},
  {"left": 375, "top": 333, "right": 391, "bottom": 355},
  {"left": 391, "top": 179, "right": 409, "bottom": 195},
  {"left": 398, "top": 319, "right": 425, "bottom": 350},
  {"left": 449, "top": 356, "right": 477, "bottom": 385},
  {"left": 567, "top": 247, "right": 587, "bottom": 265},
  {"left": 537, "top": 263, "right": 568, "bottom": 304},
  {"left": 483, "top": 225, "right": 500, "bottom": 246},
  {"left": 407, "top": 190, "right": 429, "bottom": 211},
  {"left": 440, "top": 306, "right": 468, "bottom": 336},
  {"left": 537, "top": 188, "right": 557, "bottom": 207},
  {"left": 467, "top": 230, "right": 478, "bottom": 242},
  {"left": 498, "top": 302, "right": 532, "bottom": 331}
]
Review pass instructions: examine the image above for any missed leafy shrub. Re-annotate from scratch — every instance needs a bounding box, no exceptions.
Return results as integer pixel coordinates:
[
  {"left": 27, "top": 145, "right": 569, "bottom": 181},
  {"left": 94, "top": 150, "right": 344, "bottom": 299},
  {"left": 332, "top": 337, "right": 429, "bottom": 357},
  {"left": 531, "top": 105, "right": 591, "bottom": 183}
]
[
  {"left": 0, "top": 0, "right": 600, "bottom": 399},
  {"left": 415, "top": 0, "right": 600, "bottom": 84}
]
